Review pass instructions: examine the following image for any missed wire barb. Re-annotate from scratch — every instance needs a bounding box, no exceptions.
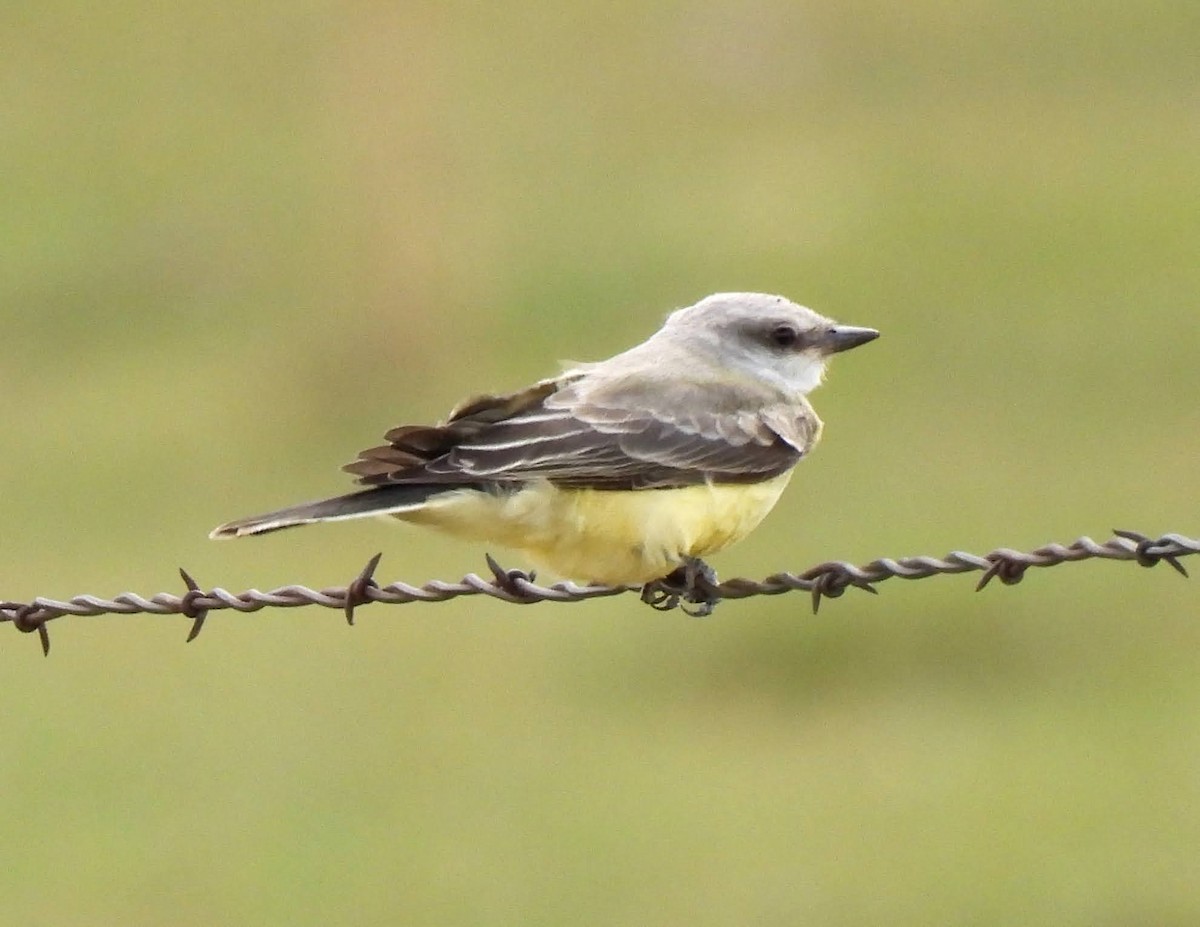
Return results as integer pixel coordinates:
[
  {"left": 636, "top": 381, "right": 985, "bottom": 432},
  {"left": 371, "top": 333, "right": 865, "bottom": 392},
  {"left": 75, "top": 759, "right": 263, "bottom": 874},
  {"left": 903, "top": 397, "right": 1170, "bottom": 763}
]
[
  {"left": 1113, "top": 529, "right": 1190, "bottom": 578},
  {"left": 484, "top": 553, "right": 542, "bottom": 603},
  {"left": 179, "top": 568, "right": 210, "bottom": 642},
  {"left": 1, "top": 529, "right": 1194, "bottom": 650},
  {"left": 344, "top": 552, "right": 384, "bottom": 625},
  {"left": 801, "top": 562, "right": 880, "bottom": 614},
  {"left": 975, "top": 554, "right": 1030, "bottom": 591},
  {"left": 11, "top": 603, "right": 51, "bottom": 656}
]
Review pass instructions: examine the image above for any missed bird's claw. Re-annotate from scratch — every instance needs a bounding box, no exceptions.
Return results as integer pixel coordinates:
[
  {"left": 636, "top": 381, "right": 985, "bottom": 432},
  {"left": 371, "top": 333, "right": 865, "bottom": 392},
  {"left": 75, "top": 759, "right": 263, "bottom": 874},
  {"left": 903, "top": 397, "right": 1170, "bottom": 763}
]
[{"left": 640, "top": 557, "right": 721, "bottom": 617}]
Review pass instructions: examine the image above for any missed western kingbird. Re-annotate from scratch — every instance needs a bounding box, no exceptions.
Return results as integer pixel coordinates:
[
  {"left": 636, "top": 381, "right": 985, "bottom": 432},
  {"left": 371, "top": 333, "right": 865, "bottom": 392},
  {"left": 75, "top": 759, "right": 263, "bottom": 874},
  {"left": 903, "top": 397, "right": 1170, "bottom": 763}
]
[{"left": 211, "top": 292, "right": 877, "bottom": 593}]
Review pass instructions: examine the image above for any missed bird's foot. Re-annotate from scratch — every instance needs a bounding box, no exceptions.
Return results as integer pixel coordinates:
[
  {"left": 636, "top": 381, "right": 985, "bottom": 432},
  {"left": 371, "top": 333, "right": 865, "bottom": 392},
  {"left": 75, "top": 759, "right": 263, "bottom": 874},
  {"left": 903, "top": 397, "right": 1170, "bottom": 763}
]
[{"left": 640, "top": 557, "right": 721, "bottom": 617}]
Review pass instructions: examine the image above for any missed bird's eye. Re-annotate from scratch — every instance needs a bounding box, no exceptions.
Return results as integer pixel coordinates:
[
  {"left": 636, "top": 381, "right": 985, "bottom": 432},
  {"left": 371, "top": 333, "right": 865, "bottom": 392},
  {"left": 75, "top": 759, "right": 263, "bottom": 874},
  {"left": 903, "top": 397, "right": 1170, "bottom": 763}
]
[{"left": 769, "top": 323, "right": 801, "bottom": 349}]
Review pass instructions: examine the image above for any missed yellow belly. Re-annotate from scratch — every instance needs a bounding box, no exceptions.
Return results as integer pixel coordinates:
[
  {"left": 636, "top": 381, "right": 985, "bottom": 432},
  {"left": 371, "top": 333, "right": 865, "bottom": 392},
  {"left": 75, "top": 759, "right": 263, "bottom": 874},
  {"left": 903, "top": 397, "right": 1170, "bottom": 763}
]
[{"left": 395, "top": 473, "right": 793, "bottom": 584}]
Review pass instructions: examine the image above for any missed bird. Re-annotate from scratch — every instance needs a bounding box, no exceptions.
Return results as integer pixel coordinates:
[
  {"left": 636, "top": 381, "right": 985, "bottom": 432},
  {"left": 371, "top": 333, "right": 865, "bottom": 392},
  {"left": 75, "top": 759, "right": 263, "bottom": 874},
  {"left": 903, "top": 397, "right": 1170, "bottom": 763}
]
[{"left": 211, "top": 293, "right": 878, "bottom": 611}]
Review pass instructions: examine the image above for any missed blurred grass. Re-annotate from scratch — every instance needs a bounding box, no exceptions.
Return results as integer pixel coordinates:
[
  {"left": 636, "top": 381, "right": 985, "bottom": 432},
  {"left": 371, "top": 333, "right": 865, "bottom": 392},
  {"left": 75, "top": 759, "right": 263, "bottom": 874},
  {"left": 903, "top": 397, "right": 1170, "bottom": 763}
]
[{"left": 2, "top": 2, "right": 1199, "bottom": 924}]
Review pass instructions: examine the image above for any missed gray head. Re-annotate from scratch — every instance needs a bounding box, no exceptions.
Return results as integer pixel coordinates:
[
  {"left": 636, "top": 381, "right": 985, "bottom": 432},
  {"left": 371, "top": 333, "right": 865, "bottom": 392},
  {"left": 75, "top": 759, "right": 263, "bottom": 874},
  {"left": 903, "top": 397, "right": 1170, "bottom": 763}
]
[{"left": 656, "top": 292, "right": 879, "bottom": 395}]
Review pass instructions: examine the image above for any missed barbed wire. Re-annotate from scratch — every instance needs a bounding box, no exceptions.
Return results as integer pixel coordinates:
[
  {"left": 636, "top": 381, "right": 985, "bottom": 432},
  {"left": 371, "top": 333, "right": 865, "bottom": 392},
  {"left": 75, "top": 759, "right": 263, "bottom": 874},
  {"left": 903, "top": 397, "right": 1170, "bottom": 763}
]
[{"left": 1, "top": 529, "right": 1193, "bottom": 656}]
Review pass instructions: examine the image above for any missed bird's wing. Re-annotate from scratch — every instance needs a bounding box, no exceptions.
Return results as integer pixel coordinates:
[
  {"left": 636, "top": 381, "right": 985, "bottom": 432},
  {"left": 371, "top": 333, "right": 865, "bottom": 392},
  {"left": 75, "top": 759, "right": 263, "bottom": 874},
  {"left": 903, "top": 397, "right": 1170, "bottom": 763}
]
[{"left": 343, "top": 374, "right": 818, "bottom": 490}]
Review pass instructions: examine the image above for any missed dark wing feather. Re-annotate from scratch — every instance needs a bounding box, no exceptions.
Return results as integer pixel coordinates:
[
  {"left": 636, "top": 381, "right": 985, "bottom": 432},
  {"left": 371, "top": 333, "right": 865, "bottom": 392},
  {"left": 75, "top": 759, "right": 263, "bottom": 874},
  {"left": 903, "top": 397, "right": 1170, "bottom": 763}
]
[{"left": 343, "top": 375, "right": 814, "bottom": 491}]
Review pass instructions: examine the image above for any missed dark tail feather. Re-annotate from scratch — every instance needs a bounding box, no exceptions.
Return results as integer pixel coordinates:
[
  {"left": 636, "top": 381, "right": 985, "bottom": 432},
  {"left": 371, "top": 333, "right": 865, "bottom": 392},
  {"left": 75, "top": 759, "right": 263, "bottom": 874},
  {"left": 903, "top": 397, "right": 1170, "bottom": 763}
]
[{"left": 209, "top": 484, "right": 446, "bottom": 539}]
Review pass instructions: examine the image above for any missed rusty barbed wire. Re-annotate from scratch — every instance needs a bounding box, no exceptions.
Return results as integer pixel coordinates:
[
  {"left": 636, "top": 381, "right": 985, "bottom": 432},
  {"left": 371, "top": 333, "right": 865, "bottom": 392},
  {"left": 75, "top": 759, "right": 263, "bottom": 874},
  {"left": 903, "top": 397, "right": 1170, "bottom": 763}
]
[{"left": 1, "top": 529, "right": 1193, "bottom": 656}]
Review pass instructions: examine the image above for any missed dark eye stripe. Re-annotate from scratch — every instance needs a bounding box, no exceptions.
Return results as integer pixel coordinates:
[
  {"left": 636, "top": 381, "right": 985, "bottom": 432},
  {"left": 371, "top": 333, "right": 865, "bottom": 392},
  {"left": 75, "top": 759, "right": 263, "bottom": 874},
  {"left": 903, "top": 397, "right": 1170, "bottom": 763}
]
[{"left": 770, "top": 324, "right": 801, "bottom": 349}]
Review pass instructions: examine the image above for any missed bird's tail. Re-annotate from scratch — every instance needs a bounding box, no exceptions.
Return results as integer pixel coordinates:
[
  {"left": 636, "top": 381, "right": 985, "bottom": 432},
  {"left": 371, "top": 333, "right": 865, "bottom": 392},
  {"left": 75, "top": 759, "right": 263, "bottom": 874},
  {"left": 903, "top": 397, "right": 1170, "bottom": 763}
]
[{"left": 209, "top": 484, "right": 444, "bottom": 539}]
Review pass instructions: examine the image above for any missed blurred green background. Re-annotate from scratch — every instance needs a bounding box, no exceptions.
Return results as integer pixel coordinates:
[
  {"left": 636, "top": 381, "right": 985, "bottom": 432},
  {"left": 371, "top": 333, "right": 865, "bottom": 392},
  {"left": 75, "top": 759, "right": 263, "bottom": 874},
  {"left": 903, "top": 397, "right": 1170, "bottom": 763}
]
[{"left": 3, "top": 2, "right": 1198, "bottom": 924}]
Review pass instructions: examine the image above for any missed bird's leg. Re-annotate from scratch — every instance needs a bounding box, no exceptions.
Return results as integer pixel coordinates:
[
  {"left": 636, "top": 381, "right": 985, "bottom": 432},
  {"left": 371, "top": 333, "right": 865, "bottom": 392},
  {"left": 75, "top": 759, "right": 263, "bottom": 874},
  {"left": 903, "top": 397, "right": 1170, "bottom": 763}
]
[
  {"left": 679, "top": 556, "right": 720, "bottom": 617},
  {"left": 640, "top": 557, "right": 721, "bottom": 617}
]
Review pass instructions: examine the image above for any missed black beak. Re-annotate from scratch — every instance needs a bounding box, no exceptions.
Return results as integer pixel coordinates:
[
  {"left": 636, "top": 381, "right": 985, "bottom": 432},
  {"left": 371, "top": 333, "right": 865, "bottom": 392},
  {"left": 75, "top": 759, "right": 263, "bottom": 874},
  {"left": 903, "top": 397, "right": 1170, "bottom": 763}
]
[{"left": 823, "top": 325, "right": 879, "bottom": 354}]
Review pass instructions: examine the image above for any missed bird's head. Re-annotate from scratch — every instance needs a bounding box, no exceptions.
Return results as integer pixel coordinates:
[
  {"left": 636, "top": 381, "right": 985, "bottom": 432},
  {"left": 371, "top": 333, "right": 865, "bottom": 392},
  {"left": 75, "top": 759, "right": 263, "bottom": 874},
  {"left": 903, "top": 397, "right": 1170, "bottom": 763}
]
[{"left": 661, "top": 292, "right": 879, "bottom": 395}]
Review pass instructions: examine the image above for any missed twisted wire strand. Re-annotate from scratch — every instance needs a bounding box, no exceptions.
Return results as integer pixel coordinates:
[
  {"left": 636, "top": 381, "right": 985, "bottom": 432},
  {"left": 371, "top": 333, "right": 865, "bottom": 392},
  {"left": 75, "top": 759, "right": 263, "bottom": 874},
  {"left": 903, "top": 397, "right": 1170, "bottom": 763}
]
[{"left": 2, "top": 529, "right": 1193, "bottom": 655}]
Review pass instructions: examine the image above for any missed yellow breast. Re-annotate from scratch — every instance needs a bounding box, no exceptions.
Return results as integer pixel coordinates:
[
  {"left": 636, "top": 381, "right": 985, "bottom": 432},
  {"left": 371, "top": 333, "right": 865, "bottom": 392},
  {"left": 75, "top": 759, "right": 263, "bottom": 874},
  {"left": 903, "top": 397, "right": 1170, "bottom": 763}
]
[{"left": 397, "top": 473, "right": 793, "bottom": 585}]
